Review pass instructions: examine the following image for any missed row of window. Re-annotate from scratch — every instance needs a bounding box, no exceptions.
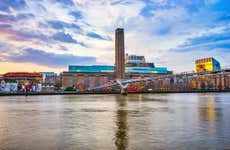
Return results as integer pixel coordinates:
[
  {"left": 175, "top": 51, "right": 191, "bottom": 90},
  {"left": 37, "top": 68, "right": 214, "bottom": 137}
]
[{"left": 195, "top": 58, "right": 213, "bottom": 64}]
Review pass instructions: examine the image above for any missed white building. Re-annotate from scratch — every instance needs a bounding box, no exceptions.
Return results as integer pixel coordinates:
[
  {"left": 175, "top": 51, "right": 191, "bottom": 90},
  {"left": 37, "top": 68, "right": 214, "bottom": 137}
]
[{"left": 0, "top": 81, "right": 18, "bottom": 92}]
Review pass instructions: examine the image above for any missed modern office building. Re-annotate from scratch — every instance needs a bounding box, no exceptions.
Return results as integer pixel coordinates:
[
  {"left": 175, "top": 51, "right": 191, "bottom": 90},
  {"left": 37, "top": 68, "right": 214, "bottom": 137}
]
[
  {"left": 126, "top": 53, "right": 146, "bottom": 63},
  {"left": 125, "top": 53, "right": 155, "bottom": 67},
  {"left": 115, "top": 28, "right": 125, "bottom": 79},
  {"left": 68, "top": 65, "right": 169, "bottom": 74},
  {"left": 195, "top": 57, "right": 221, "bottom": 73}
]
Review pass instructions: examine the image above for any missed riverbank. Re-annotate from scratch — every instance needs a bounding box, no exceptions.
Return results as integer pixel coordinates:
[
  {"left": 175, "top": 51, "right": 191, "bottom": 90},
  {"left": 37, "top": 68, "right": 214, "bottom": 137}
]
[{"left": 0, "top": 89, "right": 230, "bottom": 96}]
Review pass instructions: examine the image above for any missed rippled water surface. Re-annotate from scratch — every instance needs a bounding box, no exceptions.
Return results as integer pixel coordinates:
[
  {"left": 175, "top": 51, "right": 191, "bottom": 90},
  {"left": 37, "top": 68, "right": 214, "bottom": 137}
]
[{"left": 0, "top": 93, "right": 230, "bottom": 150}]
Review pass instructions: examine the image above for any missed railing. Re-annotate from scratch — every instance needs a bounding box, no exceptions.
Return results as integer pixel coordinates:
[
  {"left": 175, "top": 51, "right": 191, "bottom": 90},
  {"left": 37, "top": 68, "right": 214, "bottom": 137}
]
[{"left": 87, "top": 69, "right": 230, "bottom": 91}]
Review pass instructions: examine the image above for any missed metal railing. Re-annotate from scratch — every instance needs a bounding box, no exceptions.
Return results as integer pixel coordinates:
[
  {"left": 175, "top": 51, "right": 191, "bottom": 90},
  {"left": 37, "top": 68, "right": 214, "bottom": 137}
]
[{"left": 87, "top": 69, "right": 230, "bottom": 91}]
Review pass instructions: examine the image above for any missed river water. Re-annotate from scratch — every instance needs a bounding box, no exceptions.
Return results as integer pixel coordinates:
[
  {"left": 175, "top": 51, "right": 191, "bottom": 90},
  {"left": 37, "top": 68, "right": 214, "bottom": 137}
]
[{"left": 0, "top": 93, "right": 230, "bottom": 150}]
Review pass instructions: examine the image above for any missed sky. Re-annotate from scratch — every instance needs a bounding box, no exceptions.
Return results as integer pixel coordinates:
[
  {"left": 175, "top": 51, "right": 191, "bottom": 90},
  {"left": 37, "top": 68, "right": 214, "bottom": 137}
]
[{"left": 0, "top": 0, "right": 229, "bottom": 73}]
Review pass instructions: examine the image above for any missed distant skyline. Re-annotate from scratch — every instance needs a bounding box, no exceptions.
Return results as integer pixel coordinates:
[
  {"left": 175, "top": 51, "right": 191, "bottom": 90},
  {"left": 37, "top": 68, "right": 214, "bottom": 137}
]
[{"left": 0, "top": 0, "right": 229, "bottom": 73}]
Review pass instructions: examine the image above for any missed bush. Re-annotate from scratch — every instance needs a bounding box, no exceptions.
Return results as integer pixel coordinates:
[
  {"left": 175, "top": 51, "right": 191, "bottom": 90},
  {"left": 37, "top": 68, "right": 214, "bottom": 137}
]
[
  {"left": 65, "top": 86, "right": 76, "bottom": 91},
  {"left": 4, "top": 79, "right": 17, "bottom": 83}
]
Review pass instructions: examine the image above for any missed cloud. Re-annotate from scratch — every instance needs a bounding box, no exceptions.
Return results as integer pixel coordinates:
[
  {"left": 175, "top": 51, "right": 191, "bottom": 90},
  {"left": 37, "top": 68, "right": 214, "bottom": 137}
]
[
  {"left": 51, "top": 32, "right": 86, "bottom": 46},
  {"left": 59, "top": 45, "right": 69, "bottom": 51},
  {"left": 0, "top": 23, "right": 86, "bottom": 47},
  {"left": 7, "top": 48, "right": 96, "bottom": 68},
  {"left": 0, "top": 24, "right": 49, "bottom": 42},
  {"left": 74, "top": 0, "right": 88, "bottom": 5},
  {"left": 52, "top": 32, "right": 77, "bottom": 43},
  {"left": 0, "top": 14, "right": 16, "bottom": 22},
  {"left": 0, "top": 0, "right": 229, "bottom": 72},
  {"left": 69, "top": 11, "right": 83, "bottom": 20},
  {"left": 17, "top": 13, "right": 34, "bottom": 20},
  {"left": 175, "top": 25, "right": 230, "bottom": 51},
  {"left": 0, "top": 13, "right": 34, "bottom": 23},
  {"left": 0, "top": 42, "right": 4, "bottom": 47},
  {"left": 0, "top": 0, "right": 27, "bottom": 12},
  {"left": 86, "top": 32, "right": 107, "bottom": 40},
  {"left": 54, "top": 0, "right": 74, "bottom": 6},
  {"left": 48, "top": 20, "right": 81, "bottom": 30}
]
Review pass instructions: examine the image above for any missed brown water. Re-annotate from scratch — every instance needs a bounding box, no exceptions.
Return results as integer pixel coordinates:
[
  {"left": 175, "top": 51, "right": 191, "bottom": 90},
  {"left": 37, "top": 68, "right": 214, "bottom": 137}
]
[{"left": 0, "top": 93, "right": 230, "bottom": 150}]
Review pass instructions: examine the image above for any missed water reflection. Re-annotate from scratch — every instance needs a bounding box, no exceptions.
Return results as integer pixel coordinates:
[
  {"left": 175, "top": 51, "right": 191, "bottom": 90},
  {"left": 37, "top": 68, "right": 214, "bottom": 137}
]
[
  {"left": 115, "top": 95, "right": 128, "bottom": 150},
  {"left": 198, "top": 97, "right": 217, "bottom": 122},
  {"left": 197, "top": 95, "right": 223, "bottom": 144},
  {"left": 0, "top": 106, "right": 8, "bottom": 148}
]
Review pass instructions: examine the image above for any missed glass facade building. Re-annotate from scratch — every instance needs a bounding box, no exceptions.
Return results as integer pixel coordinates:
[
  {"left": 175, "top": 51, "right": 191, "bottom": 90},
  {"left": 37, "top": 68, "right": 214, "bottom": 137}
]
[
  {"left": 69, "top": 65, "right": 169, "bottom": 74},
  {"left": 195, "top": 57, "right": 221, "bottom": 73}
]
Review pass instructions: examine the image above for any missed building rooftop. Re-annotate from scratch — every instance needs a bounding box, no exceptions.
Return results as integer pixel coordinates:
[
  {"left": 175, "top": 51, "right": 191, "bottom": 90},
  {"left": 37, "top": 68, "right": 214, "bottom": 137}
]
[
  {"left": 195, "top": 57, "right": 219, "bottom": 64},
  {"left": 69, "top": 65, "right": 170, "bottom": 74},
  {"left": 126, "top": 53, "right": 146, "bottom": 63}
]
